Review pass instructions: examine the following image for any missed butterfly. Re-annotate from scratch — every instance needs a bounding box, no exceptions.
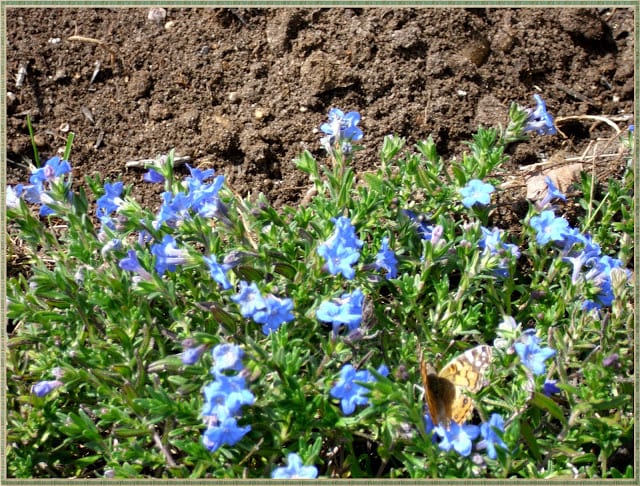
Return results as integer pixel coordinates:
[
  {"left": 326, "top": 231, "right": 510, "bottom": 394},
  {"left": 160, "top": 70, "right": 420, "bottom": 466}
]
[{"left": 419, "top": 344, "right": 492, "bottom": 428}]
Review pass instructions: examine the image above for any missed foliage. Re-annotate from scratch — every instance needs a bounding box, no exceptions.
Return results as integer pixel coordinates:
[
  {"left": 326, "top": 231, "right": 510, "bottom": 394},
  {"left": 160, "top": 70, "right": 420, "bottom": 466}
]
[{"left": 6, "top": 98, "right": 634, "bottom": 478}]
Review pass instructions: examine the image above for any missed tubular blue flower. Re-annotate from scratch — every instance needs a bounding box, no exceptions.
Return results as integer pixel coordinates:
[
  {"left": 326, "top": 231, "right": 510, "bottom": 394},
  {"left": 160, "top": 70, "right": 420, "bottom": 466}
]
[
  {"left": 434, "top": 421, "right": 480, "bottom": 457},
  {"left": 252, "top": 294, "right": 295, "bottom": 335},
  {"left": 31, "top": 380, "right": 63, "bottom": 397},
  {"left": 529, "top": 210, "right": 570, "bottom": 245},
  {"left": 581, "top": 255, "right": 630, "bottom": 311},
  {"left": 204, "top": 255, "right": 232, "bottom": 290},
  {"left": 211, "top": 343, "right": 245, "bottom": 373},
  {"left": 231, "top": 281, "right": 267, "bottom": 318},
  {"left": 320, "top": 108, "right": 363, "bottom": 142},
  {"left": 317, "top": 216, "right": 363, "bottom": 279},
  {"left": 151, "top": 235, "right": 192, "bottom": 275},
  {"left": 96, "top": 181, "right": 124, "bottom": 219},
  {"left": 29, "top": 156, "right": 71, "bottom": 185},
  {"left": 514, "top": 329, "right": 556, "bottom": 376},
  {"left": 181, "top": 344, "right": 207, "bottom": 365},
  {"left": 155, "top": 191, "right": 193, "bottom": 228},
  {"left": 479, "top": 227, "right": 520, "bottom": 278},
  {"left": 542, "top": 379, "right": 561, "bottom": 396},
  {"left": 202, "top": 417, "right": 251, "bottom": 453},
  {"left": 524, "top": 94, "right": 557, "bottom": 136},
  {"left": 271, "top": 453, "right": 318, "bottom": 479},
  {"left": 143, "top": 168, "right": 165, "bottom": 183},
  {"left": 186, "top": 164, "right": 217, "bottom": 182},
  {"left": 538, "top": 176, "right": 566, "bottom": 208},
  {"left": 373, "top": 237, "right": 398, "bottom": 279},
  {"left": 316, "top": 289, "right": 364, "bottom": 335},
  {"left": 118, "top": 249, "right": 153, "bottom": 281},
  {"left": 202, "top": 373, "right": 255, "bottom": 419},
  {"left": 459, "top": 179, "right": 495, "bottom": 208},
  {"left": 479, "top": 413, "right": 508, "bottom": 459},
  {"left": 187, "top": 171, "right": 226, "bottom": 219},
  {"left": 329, "top": 363, "right": 379, "bottom": 415},
  {"left": 402, "top": 210, "right": 435, "bottom": 240}
]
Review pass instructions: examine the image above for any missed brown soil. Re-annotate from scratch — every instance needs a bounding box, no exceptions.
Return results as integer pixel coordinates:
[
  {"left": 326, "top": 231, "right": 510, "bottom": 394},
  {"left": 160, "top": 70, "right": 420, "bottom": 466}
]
[{"left": 6, "top": 7, "right": 634, "bottom": 212}]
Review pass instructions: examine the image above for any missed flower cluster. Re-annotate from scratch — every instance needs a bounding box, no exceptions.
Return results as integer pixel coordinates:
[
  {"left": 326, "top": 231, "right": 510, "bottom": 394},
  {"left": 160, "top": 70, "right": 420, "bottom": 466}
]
[
  {"left": 528, "top": 210, "right": 631, "bottom": 310},
  {"left": 8, "top": 155, "right": 71, "bottom": 216},
  {"left": 153, "top": 165, "right": 227, "bottom": 228},
  {"left": 317, "top": 216, "right": 363, "bottom": 279},
  {"left": 319, "top": 107, "right": 363, "bottom": 154},
  {"left": 426, "top": 413, "right": 508, "bottom": 459},
  {"left": 330, "top": 363, "right": 389, "bottom": 415},
  {"left": 201, "top": 343, "right": 254, "bottom": 453},
  {"left": 231, "top": 281, "right": 295, "bottom": 335},
  {"left": 271, "top": 452, "right": 318, "bottom": 479},
  {"left": 316, "top": 288, "right": 363, "bottom": 336}
]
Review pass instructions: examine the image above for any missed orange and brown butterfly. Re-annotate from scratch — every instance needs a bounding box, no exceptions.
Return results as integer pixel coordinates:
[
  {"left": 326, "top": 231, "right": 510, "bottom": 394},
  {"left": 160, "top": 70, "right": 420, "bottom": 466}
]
[{"left": 419, "top": 343, "right": 492, "bottom": 428}]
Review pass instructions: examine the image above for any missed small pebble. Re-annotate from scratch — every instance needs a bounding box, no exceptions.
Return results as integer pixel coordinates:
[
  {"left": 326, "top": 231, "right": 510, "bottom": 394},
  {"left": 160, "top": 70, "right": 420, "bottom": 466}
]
[
  {"left": 147, "top": 8, "right": 166, "bottom": 23},
  {"left": 228, "top": 91, "right": 240, "bottom": 103},
  {"left": 164, "top": 21, "right": 175, "bottom": 30}
]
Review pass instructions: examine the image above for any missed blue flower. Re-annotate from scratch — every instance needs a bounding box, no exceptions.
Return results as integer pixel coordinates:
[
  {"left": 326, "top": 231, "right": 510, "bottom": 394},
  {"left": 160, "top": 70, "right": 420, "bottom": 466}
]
[
  {"left": 186, "top": 164, "right": 217, "bottom": 182},
  {"left": 181, "top": 344, "right": 207, "bottom": 365},
  {"left": 202, "top": 417, "right": 251, "bottom": 453},
  {"left": 151, "top": 235, "right": 191, "bottom": 275},
  {"left": 211, "top": 343, "right": 245, "bottom": 373},
  {"left": 204, "top": 255, "right": 232, "bottom": 290},
  {"left": 118, "top": 249, "right": 153, "bottom": 281},
  {"left": 434, "top": 421, "right": 480, "bottom": 457},
  {"left": 373, "top": 237, "right": 398, "bottom": 279},
  {"left": 186, "top": 169, "right": 226, "bottom": 219},
  {"left": 317, "top": 216, "right": 363, "bottom": 279},
  {"left": 231, "top": 281, "right": 267, "bottom": 318},
  {"left": 329, "top": 363, "right": 380, "bottom": 415},
  {"left": 143, "top": 168, "right": 165, "bottom": 183},
  {"left": 541, "top": 176, "right": 566, "bottom": 205},
  {"left": 155, "top": 191, "right": 194, "bottom": 228},
  {"left": 202, "top": 373, "right": 255, "bottom": 419},
  {"left": 459, "top": 179, "right": 495, "bottom": 208},
  {"left": 524, "top": 94, "right": 557, "bottom": 136},
  {"left": 29, "top": 156, "right": 71, "bottom": 185},
  {"left": 31, "top": 380, "right": 63, "bottom": 397},
  {"left": 529, "top": 210, "right": 570, "bottom": 245},
  {"left": 514, "top": 329, "right": 556, "bottom": 376},
  {"left": 320, "top": 108, "right": 363, "bottom": 143},
  {"left": 316, "top": 289, "right": 364, "bottom": 335},
  {"left": 96, "top": 182, "right": 124, "bottom": 219},
  {"left": 479, "top": 413, "right": 508, "bottom": 459},
  {"left": 271, "top": 453, "right": 318, "bottom": 479},
  {"left": 542, "top": 379, "right": 561, "bottom": 396},
  {"left": 252, "top": 294, "right": 295, "bottom": 335}
]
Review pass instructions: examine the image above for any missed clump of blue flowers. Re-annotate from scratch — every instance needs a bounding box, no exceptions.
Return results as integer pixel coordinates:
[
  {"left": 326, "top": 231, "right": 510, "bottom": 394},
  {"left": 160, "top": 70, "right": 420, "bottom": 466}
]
[
  {"left": 330, "top": 363, "right": 389, "bottom": 415},
  {"left": 201, "top": 343, "right": 254, "bottom": 453}
]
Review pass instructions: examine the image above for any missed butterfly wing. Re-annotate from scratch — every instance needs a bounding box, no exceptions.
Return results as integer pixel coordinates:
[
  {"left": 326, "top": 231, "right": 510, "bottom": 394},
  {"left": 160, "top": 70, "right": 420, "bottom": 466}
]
[
  {"left": 438, "top": 344, "right": 492, "bottom": 392},
  {"left": 438, "top": 345, "right": 492, "bottom": 425},
  {"left": 420, "top": 346, "right": 456, "bottom": 427}
]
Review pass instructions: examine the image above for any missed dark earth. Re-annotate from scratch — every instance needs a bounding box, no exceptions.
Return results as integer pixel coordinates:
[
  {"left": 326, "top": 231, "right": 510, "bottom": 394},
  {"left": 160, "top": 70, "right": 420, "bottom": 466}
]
[{"left": 6, "top": 7, "right": 634, "bottom": 203}]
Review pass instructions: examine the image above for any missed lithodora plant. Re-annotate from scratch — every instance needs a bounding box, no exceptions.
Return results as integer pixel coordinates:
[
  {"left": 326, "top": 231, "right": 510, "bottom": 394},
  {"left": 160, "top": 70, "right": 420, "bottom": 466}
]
[{"left": 6, "top": 97, "right": 634, "bottom": 478}]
